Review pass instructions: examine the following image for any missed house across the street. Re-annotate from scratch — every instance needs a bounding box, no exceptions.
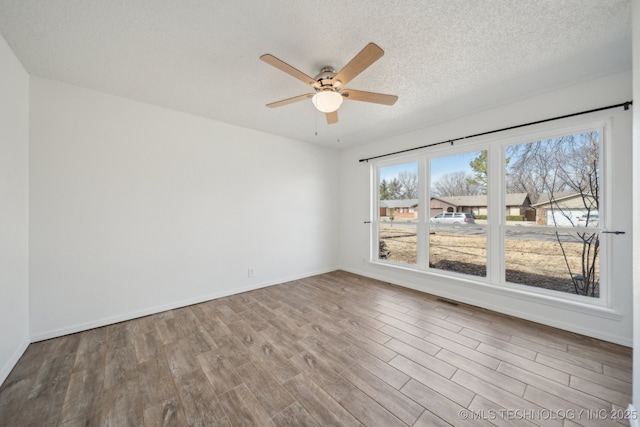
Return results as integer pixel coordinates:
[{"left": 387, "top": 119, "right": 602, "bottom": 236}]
[
  {"left": 430, "top": 193, "right": 533, "bottom": 220},
  {"left": 379, "top": 199, "right": 418, "bottom": 218},
  {"left": 380, "top": 193, "right": 534, "bottom": 220},
  {"left": 532, "top": 192, "right": 598, "bottom": 226}
]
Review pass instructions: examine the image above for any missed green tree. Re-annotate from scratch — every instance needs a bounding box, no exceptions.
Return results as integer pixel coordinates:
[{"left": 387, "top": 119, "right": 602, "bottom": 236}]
[
  {"left": 380, "top": 171, "right": 418, "bottom": 200},
  {"left": 388, "top": 178, "right": 403, "bottom": 199},
  {"left": 467, "top": 150, "right": 509, "bottom": 194},
  {"left": 467, "top": 151, "right": 488, "bottom": 194},
  {"left": 379, "top": 179, "right": 392, "bottom": 200}
]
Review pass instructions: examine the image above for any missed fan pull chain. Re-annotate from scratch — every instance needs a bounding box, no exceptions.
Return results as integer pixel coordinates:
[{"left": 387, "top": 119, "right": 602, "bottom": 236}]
[{"left": 314, "top": 108, "right": 318, "bottom": 136}]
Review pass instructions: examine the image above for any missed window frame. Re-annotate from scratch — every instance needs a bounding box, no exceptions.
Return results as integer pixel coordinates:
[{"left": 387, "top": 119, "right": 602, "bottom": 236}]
[
  {"left": 372, "top": 157, "right": 424, "bottom": 268},
  {"left": 426, "top": 147, "right": 490, "bottom": 280},
  {"left": 496, "top": 121, "right": 612, "bottom": 307},
  {"left": 370, "top": 116, "right": 613, "bottom": 309}
]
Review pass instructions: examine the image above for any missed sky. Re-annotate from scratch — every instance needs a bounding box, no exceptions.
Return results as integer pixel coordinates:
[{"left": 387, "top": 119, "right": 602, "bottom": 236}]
[
  {"left": 378, "top": 131, "right": 600, "bottom": 195},
  {"left": 379, "top": 150, "right": 482, "bottom": 186}
]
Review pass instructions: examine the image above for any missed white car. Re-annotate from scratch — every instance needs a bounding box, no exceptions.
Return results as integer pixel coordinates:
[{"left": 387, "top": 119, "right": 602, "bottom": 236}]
[
  {"left": 577, "top": 213, "right": 599, "bottom": 227},
  {"left": 430, "top": 212, "right": 476, "bottom": 224}
]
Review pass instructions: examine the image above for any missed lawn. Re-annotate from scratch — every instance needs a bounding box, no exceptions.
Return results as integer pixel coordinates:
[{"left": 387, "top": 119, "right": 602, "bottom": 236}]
[{"left": 379, "top": 226, "right": 599, "bottom": 297}]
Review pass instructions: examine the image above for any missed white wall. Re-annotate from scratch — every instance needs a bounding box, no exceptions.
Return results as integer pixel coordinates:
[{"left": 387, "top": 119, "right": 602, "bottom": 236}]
[
  {"left": 0, "top": 34, "right": 30, "bottom": 383},
  {"left": 631, "top": 0, "right": 639, "bottom": 420},
  {"left": 28, "top": 78, "right": 339, "bottom": 339},
  {"left": 339, "top": 70, "right": 634, "bottom": 346}
]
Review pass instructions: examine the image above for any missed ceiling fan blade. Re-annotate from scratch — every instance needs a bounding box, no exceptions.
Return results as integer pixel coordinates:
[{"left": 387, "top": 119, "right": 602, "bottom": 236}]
[
  {"left": 333, "top": 43, "right": 384, "bottom": 87},
  {"left": 266, "top": 93, "right": 314, "bottom": 108},
  {"left": 326, "top": 111, "right": 339, "bottom": 124},
  {"left": 341, "top": 89, "right": 398, "bottom": 105},
  {"left": 260, "top": 54, "right": 318, "bottom": 87}
]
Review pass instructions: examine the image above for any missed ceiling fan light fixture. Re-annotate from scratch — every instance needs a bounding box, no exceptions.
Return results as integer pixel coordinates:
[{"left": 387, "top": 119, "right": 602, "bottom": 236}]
[{"left": 312, "top": 91, "right": 343, "bottom": 113}]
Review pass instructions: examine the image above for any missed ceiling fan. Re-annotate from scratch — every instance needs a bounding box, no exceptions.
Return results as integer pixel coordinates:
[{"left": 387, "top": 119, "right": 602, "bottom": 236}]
[{"left": 260, "top": 43, "right": 398, "bottom": 125}]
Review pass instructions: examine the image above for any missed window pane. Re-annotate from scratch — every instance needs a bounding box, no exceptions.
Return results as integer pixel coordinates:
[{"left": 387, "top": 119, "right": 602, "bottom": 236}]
[
  {"left": 506, "top": 131, "right": 600, "bottom": 227},
  {"left": 429, "top": 226, "right": 486, "bottom": 277},
  {"left": 430, "top": 150, "right": 487, "bottom": 217},
  {"left": 505, "top": 230, "right": 600, "bottom": 297},
  {"left": 378, "top": 162, "right": 418, "bottom": 265},
  {"left": 429, "top": 151, "right": 487, "bottom": 277},
  {"left": 504, "top": 130, "right": 601, "bottom": 298}
]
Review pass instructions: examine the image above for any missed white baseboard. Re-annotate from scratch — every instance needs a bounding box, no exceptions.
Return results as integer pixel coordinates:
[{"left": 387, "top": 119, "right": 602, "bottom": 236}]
[
  {"left": 30, "top": 266, "right": 339, "bottom": 342},
  {"left": 629, "top": 405, "right": 639, "bottom": 427},
  {"left": 339, "top": 265, "right": 632, "bottom": 347},
  {"left": 0, "top": 338, "right": 29, "bottom": 386}
]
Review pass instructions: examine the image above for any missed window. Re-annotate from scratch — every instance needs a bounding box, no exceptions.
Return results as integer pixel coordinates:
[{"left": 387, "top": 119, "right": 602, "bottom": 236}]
[
  {"left": 376, "top": 161, "right": 419, "bottom": 265},
  {"left": 429, "top": 151, "right": 487, "bottom": 278},
  {"left": 372, "top": 122, "right": 608, "bottom": 303},
  {"left": 504, "top": 130, "right": 602, "bottom": 298}
]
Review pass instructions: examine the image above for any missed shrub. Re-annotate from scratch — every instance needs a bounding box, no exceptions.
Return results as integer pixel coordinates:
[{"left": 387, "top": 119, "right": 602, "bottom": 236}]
[
  {"left": 379, "top": 240, "right": 390, "bottom": 259},
  {"left": 506, "top": 215, "right": 524, "bottom": 221}
]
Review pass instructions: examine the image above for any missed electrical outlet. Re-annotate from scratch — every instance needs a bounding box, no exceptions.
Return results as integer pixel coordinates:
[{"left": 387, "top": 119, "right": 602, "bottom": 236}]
[{"left": 248, "top": 268, "right": 254, "bottom": 278}]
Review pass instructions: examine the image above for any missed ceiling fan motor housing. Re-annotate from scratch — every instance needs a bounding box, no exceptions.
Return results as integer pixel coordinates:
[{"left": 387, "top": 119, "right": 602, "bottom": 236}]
[{"left": 314, "top": 67, "right": 341, "bottom": 92}]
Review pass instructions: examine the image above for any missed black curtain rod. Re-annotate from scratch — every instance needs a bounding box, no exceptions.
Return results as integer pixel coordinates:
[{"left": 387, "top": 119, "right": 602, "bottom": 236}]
[{"left": 359, "top": 101, "right": 633, "bottom": 163}]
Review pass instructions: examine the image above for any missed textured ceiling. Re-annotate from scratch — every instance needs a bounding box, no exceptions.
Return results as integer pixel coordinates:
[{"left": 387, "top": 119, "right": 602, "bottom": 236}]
[{"left": 0, "top": 0, "right": 632, "bottom": 148}]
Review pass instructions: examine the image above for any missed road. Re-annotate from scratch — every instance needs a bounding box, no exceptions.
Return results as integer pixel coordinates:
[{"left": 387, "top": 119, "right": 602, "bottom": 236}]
[{"left": 379, "top": 221, "right": 596, "bottom": 243}]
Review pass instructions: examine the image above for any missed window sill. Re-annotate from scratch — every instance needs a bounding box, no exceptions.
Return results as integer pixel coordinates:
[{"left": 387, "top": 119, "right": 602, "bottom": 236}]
[{"left": 368, "top": 260, "right": 622, "bottom": 321}]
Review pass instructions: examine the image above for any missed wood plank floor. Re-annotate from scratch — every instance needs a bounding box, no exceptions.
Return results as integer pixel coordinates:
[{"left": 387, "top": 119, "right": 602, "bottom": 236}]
[{"left": 0, "top": 271, "right": 632, "bottom": 426}]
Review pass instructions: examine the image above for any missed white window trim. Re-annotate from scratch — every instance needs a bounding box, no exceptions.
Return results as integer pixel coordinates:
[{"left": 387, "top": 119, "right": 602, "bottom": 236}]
[{"left": 370, "top": 114, "right": 616, "bottom": 315}]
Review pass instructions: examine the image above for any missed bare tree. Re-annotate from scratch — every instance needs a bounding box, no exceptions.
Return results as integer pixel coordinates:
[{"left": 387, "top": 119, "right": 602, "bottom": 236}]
[
  {"left": 387, "top": 178, "right": 403, "bottom": 200},
  {"left": 549, "top": 132, "right": 599, "bottom": 297},
  {"left": 510, "top": 132, "right": 600, "bottom": 297},
  {"left": 431, "top": 171, "right": 482, "bottom": 196},
  {"left": 379, "top": 172, "right": 418, "bottom": 200},
  {"left": 507, "top": 137, "right": 575, "bottom": 202},
  {"left": 397, "top": 171, "right": 418, "bottom": 199}
]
